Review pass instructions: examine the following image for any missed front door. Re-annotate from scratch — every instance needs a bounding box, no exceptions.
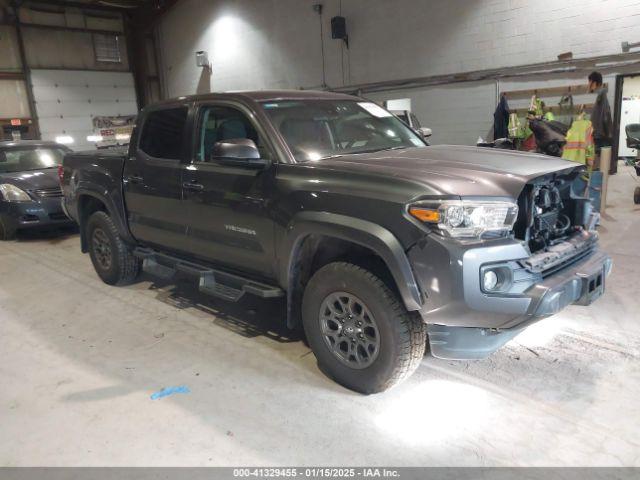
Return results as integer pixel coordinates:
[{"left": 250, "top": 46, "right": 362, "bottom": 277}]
[
  {"left": 182, "top": 103, "right": 277, "bottom": 278},
  {"left": 123, "top": 105, "right": 191, "bottom": 254}
]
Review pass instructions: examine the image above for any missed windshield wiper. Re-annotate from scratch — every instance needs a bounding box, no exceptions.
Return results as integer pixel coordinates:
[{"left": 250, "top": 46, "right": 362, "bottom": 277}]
[
  {"left": 349, "top": 145, "right": 409, "bottom": 155},
  {"left": 309, "top": 145, "right": 409, "bottom": 161}
]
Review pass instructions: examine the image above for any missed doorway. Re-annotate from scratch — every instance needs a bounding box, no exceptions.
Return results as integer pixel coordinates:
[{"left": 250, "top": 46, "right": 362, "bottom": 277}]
[{"left": 614, "top": 74, "right": 640, "bottom": 170}]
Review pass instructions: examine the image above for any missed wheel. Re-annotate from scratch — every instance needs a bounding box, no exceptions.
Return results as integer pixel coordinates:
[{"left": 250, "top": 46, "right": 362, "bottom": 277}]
[
  {"left": 302, "top": 262, "right": 426, "bottom": 394},
  {"left": 86, "top": 211, "right": 140, "bottom": 285},
  {"left": 0, "top": 214, "right": 17, "bottom": 241},
  {"left": 635, "top": 187, "right": 640, "bottom": 205}
]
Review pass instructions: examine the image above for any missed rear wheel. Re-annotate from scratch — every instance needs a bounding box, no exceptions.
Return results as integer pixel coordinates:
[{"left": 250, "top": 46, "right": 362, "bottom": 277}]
[
  {"left": 302, "top": 262, "right": 426, "bottom": 394},
  {"left": 0, "top": 215, "right": 17, "bottom": 241},
  {"left": 634, "top": 186, "right": 640, "bottom": 205},
  {"left": 86, "top": 211, "right": 140, "bottom": 285}
]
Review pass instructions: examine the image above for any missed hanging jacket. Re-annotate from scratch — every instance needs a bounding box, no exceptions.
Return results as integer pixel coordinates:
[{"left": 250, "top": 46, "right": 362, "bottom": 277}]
[
  {"left": 558, "top": 93, "right": 574, "bottom": 125},
  {"left": 508, "top": 113, "right": 524, "bottom": 138},
  {"left": 493, "top": 95, "right": 510, "bottom": 140},
  {"left": 529, "top": 119, "right": 566, "bottom": 157},
  {"left": 528, "top": 95, "right": 544, "bottom": 117},
  {"left": 562, "top": 118, "right": 595, "bottom": 166},
  {"left": 546, "top": 120, "right": 569, "bottom": 137}
]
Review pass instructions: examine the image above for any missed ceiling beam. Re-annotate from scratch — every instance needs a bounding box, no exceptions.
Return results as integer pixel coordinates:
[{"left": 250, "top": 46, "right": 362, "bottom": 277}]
[{"left": 20, "top": 0, "right": 135, "bottom": 12}]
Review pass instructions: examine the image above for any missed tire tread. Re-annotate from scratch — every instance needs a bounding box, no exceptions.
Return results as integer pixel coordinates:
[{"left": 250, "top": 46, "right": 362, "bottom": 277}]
[
  {"left": 87, "top": 211, "right": 140, "bottom": 285},
  {"left": 305, "top": 261, "right": 426, "bottom": 393}
]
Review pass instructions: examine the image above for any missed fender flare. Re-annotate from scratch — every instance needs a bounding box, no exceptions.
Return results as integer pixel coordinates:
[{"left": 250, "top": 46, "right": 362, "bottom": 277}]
[
  {"left": 75, "top": 187, "right": 135, "bottom": 249},
  {"left": 280, "top": 212, "right": 423, "bottom": 315}
]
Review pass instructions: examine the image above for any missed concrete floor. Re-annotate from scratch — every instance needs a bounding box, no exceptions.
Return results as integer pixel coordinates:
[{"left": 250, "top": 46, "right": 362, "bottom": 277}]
[{"left": 1, "top": 165, "right": 639, "bottom": 467}]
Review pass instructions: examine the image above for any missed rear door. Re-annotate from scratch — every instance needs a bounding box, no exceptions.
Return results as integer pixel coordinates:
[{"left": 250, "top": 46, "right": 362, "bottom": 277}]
[
  {"left": 181, "top": 102, "right": 278, "bottom": 278},
  {"left": 123, "top": 105, "right": 191, "bottom": 253}
]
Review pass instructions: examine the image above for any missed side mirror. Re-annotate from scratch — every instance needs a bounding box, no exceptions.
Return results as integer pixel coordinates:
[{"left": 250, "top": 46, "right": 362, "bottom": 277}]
[
  {"left": 418, "top": 127, "right": 432, "bottom": 138},
  {"left": 210, "top": 138, "right": 269, "bottom": 168}
]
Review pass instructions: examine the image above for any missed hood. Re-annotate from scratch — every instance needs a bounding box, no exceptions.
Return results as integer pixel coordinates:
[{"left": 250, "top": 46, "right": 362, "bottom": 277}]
[
  {"left": 313, "top": 145, "right": 580, "bottom": 199},
  {"left": 0, "top": 168, "right": 60, "bottom": 193}
]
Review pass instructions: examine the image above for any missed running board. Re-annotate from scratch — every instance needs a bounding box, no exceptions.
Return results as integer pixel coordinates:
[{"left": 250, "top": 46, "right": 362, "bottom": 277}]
[{"left": 133, "top": 247, "right": 284, "bottom": 302}]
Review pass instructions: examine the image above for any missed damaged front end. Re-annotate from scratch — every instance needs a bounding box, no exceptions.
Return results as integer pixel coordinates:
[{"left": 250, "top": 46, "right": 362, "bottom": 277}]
[
  {"left": 514, "top": 167, "right": 600, "bottom": 274},
  {"left": 410, "top": 165, "right": 612, "bottom": 360}
]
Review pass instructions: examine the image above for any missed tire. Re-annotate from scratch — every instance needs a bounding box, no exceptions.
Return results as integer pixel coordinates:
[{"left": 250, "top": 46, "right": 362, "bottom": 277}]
[
  {"left": 634, "top": 187, "right": 640, "bottom": 205},
  {"left": 86, "top": 211, "right": 140, "bottom": 285},
  {"left": 0, "top": 214, "right": 17, "bottom": 241},
  {"left": 302, "top": 262, "right": 426, "bottom": 394}
]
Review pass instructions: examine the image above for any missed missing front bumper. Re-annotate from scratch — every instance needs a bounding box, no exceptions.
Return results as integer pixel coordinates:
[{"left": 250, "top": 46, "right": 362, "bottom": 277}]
[{"left": 427, "top": 249, "right": 612, "bottom": 360}]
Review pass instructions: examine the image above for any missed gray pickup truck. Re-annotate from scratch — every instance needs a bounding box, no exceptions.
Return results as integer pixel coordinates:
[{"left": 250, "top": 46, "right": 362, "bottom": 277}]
[{"left": 61, "top": 90, "right": 612, "bottom": 393}]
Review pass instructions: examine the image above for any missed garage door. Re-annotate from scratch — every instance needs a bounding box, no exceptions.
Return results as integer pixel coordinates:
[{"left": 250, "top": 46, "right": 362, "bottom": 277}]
[{"left": 31, "top": 69, "right": 138, "bottom": 151}]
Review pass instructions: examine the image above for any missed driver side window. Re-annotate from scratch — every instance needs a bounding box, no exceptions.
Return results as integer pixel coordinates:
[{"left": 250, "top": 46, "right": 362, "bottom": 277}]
[{"left": 197, "top": 105, "right": 269, "bottom": 162}]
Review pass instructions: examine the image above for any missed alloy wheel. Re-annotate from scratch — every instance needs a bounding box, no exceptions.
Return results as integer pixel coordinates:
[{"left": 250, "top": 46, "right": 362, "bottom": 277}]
[
  {"left": 92, "top": 227, "right": 112, "bottom": 270},
  {"left": 318, "top": 291, "right": 380, "bottom": 369}
]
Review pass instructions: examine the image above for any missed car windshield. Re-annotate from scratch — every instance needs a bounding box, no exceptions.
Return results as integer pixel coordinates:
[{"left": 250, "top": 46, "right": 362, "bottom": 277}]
[
  {"left": 0, "top": 147, "right": 67, "bottom": 173},
  {"left": 261, "top": 100, "right": 426, "bottom": 161}
]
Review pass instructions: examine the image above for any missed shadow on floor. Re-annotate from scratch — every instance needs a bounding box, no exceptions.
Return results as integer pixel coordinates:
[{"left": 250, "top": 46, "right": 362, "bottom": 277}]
[{"left": 15, "top": 224, "right": 79, "bottom": 244}]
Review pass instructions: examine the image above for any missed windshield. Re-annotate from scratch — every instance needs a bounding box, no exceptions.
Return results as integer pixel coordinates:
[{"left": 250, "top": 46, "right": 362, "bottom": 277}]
[
  {"left": 261, "top": 100, "right": 426, "bottom": 161},
  {"left": 0, "top": 147, "right": 67, "bottom": 173}
]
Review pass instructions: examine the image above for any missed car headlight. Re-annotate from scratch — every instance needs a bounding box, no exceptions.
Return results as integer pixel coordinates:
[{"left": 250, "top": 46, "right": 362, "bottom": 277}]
[
  {"left": 0, "top": 184, "right": 32, "bottom": 202},
  {"left": 409, "top": 200, "right": 519, "bottom": 238}
]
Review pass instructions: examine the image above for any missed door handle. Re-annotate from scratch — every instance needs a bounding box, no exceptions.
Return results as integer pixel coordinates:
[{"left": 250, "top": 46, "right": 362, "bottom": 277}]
[
  {"left": 126, "top": 174, "right": 144, "bottom": 184},
  {"left": 182, "top": 181, "right": 204, "bottom": 192}
]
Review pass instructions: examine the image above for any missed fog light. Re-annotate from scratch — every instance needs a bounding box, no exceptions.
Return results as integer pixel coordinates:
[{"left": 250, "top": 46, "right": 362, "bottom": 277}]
[{"left": 483, "top": 270, "right": 499, "bottom": 291}]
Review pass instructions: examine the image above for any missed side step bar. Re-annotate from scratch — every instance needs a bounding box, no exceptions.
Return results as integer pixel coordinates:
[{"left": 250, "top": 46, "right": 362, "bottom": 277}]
[{"left": 133, "top": 247, "right": 284, "bottom": 302}]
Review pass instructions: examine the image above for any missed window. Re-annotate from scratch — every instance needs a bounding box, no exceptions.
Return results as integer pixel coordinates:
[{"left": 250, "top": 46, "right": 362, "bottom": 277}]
[
  {"left": 197, "top": 106, "right": 269, "bottom": 162},
  {"left": 139, "top": 107, "right": 188, "bottom": 160},
  {"left": 93, "top": 33, "right": 122, "bottom": 63},
  {"left": 0, "top": 148, "right": 67, "bottom": 173},
  {"left": 261, "top": 100, "right": 425, "bottom": 162}
]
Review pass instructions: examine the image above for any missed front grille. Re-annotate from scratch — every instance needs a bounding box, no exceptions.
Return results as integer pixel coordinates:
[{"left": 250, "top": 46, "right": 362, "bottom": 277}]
[{"left": 33, "top": 187, "right": 63, "bottom": 198}]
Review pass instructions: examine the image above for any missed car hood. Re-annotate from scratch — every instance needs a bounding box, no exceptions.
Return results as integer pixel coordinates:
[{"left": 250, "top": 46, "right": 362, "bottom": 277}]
[
  {"left": 0, "top": 168, "right": 60, "bottom": 193},
  {"left": 314, "top": 145, "right": 580, "bottom": 199}
]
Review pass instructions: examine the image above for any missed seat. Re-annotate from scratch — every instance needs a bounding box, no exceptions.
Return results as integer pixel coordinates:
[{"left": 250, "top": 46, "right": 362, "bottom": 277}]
[
  {"left": 626, "top": 123, "right": 640, "bottom": 150},
  {"left": 217, "top": 119, "right": 249, "bottom": 142},
  {"left": 279, "top": 118, "right": 333, "bottom": 153}
]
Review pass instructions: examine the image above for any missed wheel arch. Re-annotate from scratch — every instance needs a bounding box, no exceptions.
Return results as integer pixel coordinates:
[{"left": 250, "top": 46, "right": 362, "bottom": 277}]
[
  {"left": 76, "top": 190, "right": 133, "bottom": 252},
  {"left": 281, "top": 212, "right": 423, "bottom": 329}
]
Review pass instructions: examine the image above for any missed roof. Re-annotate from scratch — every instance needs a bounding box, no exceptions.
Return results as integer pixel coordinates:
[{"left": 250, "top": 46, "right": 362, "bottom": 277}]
[
  {"left": 0, "top": 140, "right": 66, "bottom": 150},
  {"left": 152, "top": 89, "right": 360, "bottom": 107}
]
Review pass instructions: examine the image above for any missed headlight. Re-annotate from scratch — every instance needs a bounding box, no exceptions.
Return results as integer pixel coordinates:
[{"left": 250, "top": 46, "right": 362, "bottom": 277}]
[
  {"left": 0, "top": 184, "right": 32, "bottom": 202},
  {"left": 409, "top": 200, "right": 519, "bottom": 238}
]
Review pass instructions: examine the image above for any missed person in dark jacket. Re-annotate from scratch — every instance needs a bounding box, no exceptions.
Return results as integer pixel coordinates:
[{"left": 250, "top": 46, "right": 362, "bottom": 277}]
[{"left": 588, "top": 71, "right": 613, "bottom": 170}]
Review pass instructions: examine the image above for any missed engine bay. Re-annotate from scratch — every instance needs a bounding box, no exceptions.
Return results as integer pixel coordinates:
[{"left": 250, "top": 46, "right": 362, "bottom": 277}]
[{"left": 514, "top": 169, "right": 599, "bottom": 273}]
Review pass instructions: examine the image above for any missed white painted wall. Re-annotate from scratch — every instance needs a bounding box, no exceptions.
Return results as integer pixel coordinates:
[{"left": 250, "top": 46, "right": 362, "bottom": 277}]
[
  {"left": 157, "top": 0, "right": 640, "bottom": 144},
  {"left": 158, "top": 0, "right": 640, "bottom": 95},
  {"left": 31, "top": 70, "right": 138, "bottom": 151}
]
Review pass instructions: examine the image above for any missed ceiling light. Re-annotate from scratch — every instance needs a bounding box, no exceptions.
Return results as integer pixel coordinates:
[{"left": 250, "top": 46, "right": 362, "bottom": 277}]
[{"left": 55, "top": 135, "right": 74, "bottom": 144}]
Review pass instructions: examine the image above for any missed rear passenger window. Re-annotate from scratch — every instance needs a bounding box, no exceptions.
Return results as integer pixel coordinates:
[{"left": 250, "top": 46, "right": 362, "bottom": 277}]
[{"left": 139, "top": 107, "right": 187, "bottom": 160}]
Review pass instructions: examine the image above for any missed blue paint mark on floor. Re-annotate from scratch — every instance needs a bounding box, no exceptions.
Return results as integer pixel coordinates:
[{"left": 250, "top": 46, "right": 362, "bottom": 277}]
[{"left": 150, "top": 385, "right": 190, "bottom": 400}]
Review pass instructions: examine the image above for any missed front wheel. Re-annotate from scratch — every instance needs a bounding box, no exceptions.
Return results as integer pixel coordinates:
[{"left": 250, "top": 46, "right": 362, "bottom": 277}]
[
  {"left": 302, "top": 262, "right": 426, "bottom": 394},
  {"left": 86, "top": 211, "right": 140, "bottom": 285},
  {"left": 634, "top": 186, "right": 640, "bottom": 205}
]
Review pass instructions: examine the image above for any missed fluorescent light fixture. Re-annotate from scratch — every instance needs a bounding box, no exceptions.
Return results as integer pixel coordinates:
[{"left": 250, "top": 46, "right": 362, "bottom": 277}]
[
  {"left": 55, "top": 135, "right": 74, "bottom": 145},
  {"left": 87, "top": 135, "right": 103, "bottom": 142}
]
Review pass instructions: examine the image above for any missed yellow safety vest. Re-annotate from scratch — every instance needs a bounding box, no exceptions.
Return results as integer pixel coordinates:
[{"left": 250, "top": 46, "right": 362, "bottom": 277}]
[{"left": 562, "top": 119, "right": 594, "bottom": 165}]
